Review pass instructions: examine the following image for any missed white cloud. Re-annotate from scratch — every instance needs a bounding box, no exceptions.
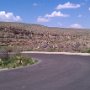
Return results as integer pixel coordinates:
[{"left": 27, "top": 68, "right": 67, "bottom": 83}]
[
  {"left": 33, "top": 3, "right": 38, "bottom": 6},
  {"left": 37, "top": 16, "right": 49, "bottom": 22},
  {"left": 37, "top": 11, "right": 69, "bottom": 22},
  {"left": 0, "top": 11, "right": 22, "bottom": 22},
  {"left": 56, "top": 2, "right": 80, "bottom": 10},
  {"left": 70, "top": 23, "right": 82, "bottom": 28},
  {"left": 89, "top": 7, "right": 90, "bottom": 11},
  {"left": 45, "top": 11, "right": 69, "bottom": 18}
]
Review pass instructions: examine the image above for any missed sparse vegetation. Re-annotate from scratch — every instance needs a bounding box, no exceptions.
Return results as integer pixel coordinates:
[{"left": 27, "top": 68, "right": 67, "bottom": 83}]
[
  {"left": 86, "top": 49, "right": 90, "bottom": 53},
  {"left": 0, "top": 22, "right": 90, "bottom": 52},
  {"left": 0, "top": 53, "right": 37, "bottom": 69}
]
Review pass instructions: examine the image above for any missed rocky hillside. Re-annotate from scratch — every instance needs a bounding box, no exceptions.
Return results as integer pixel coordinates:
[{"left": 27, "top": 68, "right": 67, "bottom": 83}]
[{"left": 0, "top": 22, "right": 90, "bottom": 52}]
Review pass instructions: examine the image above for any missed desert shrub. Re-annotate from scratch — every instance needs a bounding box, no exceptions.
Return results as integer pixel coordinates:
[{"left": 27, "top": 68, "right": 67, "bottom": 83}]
[
  {"left": 0, "top": 53, "right": 36, "bottom": 69},
  {"left": 87, "top": 49, "right": 90, "bottom": 53},
  {"left": 0, "top": 45, "right": 9, "bottom": 60}
]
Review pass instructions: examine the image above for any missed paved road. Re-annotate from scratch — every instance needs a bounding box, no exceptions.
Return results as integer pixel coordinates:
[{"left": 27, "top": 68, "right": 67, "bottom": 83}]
[{"left": 0, "top": 53, "right": 90, "bottom": 90}]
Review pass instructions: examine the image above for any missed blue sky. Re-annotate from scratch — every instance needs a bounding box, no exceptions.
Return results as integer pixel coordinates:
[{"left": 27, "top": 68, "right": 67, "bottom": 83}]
[{"left": 0, "top": 0, "right": 90, "bottom": 28}]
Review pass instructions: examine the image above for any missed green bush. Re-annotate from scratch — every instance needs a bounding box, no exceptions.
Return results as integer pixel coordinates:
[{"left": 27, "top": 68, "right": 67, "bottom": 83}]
[
  {"left": 0, "top": 54, "right": 36, "bottom": 69},
  {"left": 87, "top": 49, "right": 90, "bottom": 53}
]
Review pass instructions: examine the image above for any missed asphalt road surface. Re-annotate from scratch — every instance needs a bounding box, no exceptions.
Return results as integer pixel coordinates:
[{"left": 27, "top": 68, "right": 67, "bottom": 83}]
[{"left": 0, "top": 53, "right": 90, "bottom": 90}]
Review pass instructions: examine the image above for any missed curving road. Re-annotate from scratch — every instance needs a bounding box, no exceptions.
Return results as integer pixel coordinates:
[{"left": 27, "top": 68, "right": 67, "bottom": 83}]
[{"left": 0, "top": 53, "right": 90, "bottom": 90}]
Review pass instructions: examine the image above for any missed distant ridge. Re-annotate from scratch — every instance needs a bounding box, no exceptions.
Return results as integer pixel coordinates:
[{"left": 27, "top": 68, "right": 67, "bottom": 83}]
[{"left": 0, "top": 22, "right": 89, "bottom": 31}]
